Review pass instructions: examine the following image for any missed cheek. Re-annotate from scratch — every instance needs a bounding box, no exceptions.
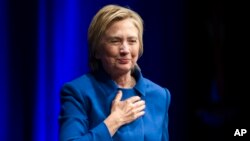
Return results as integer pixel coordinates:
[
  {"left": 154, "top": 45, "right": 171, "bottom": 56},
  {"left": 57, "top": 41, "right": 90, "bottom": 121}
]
[
  {"left": 131, "top": 46, "right": 140, "bottom": 57},
  {"left": 103, "top": 46, "right": 119, "bottom": 57},
  {"left": 131, "top": 49, "right": 139, "bottom": 64},
  {"left": 101, "top": 55, "right": 115, "bottom": 64},
  {"left": 101, "top": 49, "right": 118, "bottom": 62}
]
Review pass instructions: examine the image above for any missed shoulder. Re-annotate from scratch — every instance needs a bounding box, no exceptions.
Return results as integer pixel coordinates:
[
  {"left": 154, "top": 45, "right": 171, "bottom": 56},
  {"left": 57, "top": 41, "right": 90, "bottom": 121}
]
[
  {"left": 143, "top": 78, "right": 170, "bottom": 94},
  {"left": 60, "top": 73, "right": 95, "bottom": 96},
  {"left": 143, "top": 77, "right": 171, "bottom": 104},
  {"left": 66, "top": 73, "right": 93, "bottom": 86}
]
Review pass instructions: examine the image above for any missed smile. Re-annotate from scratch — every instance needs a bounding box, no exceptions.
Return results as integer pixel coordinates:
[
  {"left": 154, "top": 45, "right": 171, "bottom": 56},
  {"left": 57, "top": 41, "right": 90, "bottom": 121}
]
[{"left": 117, "top": 58, "right": 130, "bottom": 64}]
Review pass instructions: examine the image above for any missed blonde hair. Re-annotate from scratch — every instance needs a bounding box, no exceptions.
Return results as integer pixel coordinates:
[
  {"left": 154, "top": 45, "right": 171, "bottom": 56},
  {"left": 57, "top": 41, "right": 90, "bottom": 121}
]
[{"left": 88, "top": 4, "right": 144, "bottom": 72}]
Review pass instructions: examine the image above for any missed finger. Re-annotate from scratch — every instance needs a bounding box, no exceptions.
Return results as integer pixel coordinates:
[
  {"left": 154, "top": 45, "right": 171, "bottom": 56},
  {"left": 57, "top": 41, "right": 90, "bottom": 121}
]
[
  {"left": 113, "top": 90, "right": 123, "bottom": 102},
  {"left": 123, "top": 111, "right": 146, "bottom": 124},
  {"left": 125, "top": 103, "right": 145, "bottom": 116},
  {"left": 136, "top": 111, "right": 145, "bottom": 118},
  {"left": 127, "top": 110, "right": 145, "bottom": 121},
  {"left": 133, "top": 100, "right": 145, "bottom": 108},
  {"left": 123, "top": 101, "right": 134, "bottom": 113},
  {"left": 135, "top": 104, "right": 146, "bottom": 112},
  {"left": 129, "top": 103, "right": 145, "bottom": 115},
  {"left": 126, "top": 96, "right": 141, "bottom": 103}
]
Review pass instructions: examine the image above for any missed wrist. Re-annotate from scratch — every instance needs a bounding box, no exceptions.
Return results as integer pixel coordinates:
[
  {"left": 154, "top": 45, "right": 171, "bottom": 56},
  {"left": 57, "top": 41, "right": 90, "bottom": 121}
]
[{"left": 104, "top": 113, "right": 122, "bottom": 136}]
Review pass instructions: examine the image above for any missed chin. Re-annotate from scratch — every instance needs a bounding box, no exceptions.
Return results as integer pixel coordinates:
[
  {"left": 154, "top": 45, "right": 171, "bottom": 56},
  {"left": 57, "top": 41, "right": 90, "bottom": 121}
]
[{"left": 116, "top": 65, "right": 133, "bottom": 72}]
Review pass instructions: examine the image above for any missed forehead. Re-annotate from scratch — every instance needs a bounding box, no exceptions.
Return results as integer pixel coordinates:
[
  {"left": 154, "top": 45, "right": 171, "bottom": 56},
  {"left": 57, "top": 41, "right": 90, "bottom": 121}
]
[{"left": 104, "top": 18, "right": 138, "bottom": 36}]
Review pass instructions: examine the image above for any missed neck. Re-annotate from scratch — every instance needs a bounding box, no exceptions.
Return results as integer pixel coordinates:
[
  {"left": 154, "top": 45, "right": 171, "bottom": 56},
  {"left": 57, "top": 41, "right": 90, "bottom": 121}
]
[{"left": 112, "top": 72, "right": 135, "bottom": 88}]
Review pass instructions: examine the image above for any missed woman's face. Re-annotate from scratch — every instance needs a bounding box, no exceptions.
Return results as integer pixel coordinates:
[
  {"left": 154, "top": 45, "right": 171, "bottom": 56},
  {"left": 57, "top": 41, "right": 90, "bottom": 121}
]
[{"left": 97, "top": 18, "right": 140, "bottom": 75}]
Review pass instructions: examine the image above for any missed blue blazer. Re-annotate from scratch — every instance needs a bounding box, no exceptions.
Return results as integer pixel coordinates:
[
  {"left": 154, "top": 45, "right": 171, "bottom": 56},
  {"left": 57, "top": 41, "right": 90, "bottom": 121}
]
[{"left": 59, "top": 68, "right": 171, "bottom": 141}]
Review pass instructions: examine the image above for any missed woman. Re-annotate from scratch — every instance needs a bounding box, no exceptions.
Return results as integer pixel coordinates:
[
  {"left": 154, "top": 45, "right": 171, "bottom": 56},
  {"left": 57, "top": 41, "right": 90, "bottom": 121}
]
[{"left": 59, "top": 4, "right": 171, "bottom": 141}]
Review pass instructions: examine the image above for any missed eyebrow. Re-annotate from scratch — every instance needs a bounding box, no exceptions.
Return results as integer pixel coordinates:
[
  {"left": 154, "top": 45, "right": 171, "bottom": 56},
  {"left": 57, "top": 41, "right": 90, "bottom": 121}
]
[{"left": 106, "top": 35, "right": 138, "bottom": 40}]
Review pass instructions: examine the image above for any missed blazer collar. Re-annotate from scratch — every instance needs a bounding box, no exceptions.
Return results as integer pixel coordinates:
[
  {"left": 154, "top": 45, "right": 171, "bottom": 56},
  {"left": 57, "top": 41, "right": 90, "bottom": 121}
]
[{"left": 93, "top": 66, "right": 146, "bottom": 96}]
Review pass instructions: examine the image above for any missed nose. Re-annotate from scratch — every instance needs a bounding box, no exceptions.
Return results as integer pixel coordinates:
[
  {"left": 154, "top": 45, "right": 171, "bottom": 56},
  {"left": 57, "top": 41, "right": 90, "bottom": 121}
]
[{"left": 120, "top": 42, "right": 129, "bottom": 53}]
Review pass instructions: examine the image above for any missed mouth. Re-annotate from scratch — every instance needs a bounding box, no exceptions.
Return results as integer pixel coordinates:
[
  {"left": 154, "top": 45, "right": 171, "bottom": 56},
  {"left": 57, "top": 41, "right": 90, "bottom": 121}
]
[{"left": 117, "top": 58, "right": 131, "bottom": 64}]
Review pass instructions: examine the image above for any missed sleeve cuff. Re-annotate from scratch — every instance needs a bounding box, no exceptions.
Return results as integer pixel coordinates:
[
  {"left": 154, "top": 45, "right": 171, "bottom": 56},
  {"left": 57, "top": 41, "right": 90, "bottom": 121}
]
[{"left": 90, "top": 122, "right": 113, "bottom": 141}]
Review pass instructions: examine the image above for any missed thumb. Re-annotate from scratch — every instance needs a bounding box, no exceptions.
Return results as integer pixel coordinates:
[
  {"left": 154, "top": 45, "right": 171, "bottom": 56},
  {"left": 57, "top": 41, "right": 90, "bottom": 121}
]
[{"left": 114, "top": 90, "right": 123, "bottom": 102}]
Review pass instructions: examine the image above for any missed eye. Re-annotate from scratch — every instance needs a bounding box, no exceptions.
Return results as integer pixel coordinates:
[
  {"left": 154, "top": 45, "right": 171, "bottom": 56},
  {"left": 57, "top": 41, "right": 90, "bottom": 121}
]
[
  {"left": 128, "top": 39, "right": 137, "bottom": 45},
  {"left": 108, "top": 38, "right": 121, "bottom": 45},
  {"left": 110, "top": 39, "right": 119, "bottom": 43}
]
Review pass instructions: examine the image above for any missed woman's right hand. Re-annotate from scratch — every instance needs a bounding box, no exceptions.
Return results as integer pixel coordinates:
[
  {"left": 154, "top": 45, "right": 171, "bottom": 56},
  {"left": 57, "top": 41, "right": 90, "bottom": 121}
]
[{"left": 104, "top": 90, "right": 146, "bottom": 136}]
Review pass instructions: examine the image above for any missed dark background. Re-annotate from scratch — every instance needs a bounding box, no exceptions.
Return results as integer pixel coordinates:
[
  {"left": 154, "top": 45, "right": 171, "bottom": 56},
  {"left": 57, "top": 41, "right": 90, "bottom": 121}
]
[{"left": 0, "top": 0, "right": 248, "bottom": 141}]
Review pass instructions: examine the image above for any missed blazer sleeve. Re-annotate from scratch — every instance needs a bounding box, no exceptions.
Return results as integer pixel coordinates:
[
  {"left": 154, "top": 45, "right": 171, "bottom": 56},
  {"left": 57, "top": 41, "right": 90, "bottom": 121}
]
[
  {"left": 59, "top": 84, "right": 112, "bottom": 141},
  {"left": 161, "top": 88, "right": 171, "bottom": 141}
]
